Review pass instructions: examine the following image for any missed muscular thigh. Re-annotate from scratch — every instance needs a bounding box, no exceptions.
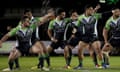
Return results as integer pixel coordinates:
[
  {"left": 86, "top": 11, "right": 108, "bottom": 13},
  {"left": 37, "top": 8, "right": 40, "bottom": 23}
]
[
  {"left": 9, "top": 48, "right": 21, "bottom": 60},
  {"left": 92, "top": 41, "right": 101, "bottom": 49},
  {"left": 30, "top": 42, "right": 43, "bottom": 54},
  {"left": 79, "top": 41, "right": 89, "bottom": 49}
]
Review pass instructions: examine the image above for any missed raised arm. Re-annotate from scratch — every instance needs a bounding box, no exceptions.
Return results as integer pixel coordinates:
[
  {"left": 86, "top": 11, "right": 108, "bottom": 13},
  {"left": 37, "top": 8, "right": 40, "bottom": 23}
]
[
  {"left": 94, "top": 4, "right": 101, "bottom": 13},
  {"left": 0, "top": 33, "right": 11, "bottom": 46},
  {"left": 0, "top": 27, "right": 18, "bottom": 48},
  {"left": 37, "top": 12, "right": 54, "bottom": 26}
]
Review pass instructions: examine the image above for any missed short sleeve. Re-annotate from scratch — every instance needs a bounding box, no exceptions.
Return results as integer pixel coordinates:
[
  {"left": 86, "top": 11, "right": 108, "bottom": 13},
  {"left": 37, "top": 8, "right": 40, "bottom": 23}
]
[
  {"left": 48, "top": 20, "right": 54, "bottom": 29},
  {"left": 8, "top": 27, "right": 19, "bottom": 37}
]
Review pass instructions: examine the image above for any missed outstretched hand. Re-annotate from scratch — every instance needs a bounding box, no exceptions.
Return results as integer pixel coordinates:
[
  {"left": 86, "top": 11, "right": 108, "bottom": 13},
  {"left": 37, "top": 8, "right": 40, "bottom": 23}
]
[
  {"left": 51, "top": 37, "right": 58, "bottom": 43},
  {"left": 105, "top": 42, "right": 110, "bottom": 47},
  {"left": 102, "top": 42, "right": 112, "bottom": 52},
  {"left": 95, "top": 4, "right": 101, "bottom": 10},
  {"left": 94, "top": 4, "right": 101, "bottom": 13}
]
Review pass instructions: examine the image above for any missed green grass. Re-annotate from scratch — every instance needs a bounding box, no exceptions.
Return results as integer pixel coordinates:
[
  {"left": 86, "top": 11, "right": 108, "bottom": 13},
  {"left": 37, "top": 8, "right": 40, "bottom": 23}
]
[{"left": 0, "top": 55, "right": 120, "bottom": 72}]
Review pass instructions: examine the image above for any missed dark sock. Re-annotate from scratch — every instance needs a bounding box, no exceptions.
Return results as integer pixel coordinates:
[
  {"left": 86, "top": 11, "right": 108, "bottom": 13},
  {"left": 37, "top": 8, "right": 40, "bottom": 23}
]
[
  {"left": 103, "top": 54, "right": 106, "bottom": 64},
  {"left": 14, "top": 58, "right": 20, "bottom": 68},
  {"left": 78, "top": 58, "right": 82, "bottom": 67},
  {"left": 66, "top": 56, "right": 71, "bottom": 66},
  {"left": 66, "top": 49, "right": 72, "bottom": 66},
  {"left": 101, "top": 56, "right": 105, "bottom": 66},
  {"left": 103, "top": 54, "right": 109, "bottom": 65},
  {"left": 8, "top": 60, "right": 14, "bottom": 70},
  {"left": 93, "top": 52, "right": 98, "bottom": 65},
  {"left": 106, "top": 57, "right": 109, "bottom": 65},
  {"left": 45, "top": 54, "right": 50, "bottom": 67},
  {"left": 38, "top": 56, "right": 44, "bottom": 68}
]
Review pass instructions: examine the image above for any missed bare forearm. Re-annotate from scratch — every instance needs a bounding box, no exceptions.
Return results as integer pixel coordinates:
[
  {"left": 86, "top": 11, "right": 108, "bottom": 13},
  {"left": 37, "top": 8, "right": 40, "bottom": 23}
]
[
  {"left": 40, "top": 13, "right": 54, "bottom": 25},
  {"left": 40, "top": 16, "right": 49, "bottom": 24},
  {"left": 94, "top": 4, "right": 100, "bottom": 13},
  {"left": 0, "top": 33, "right": 10, "bottom": 42},
  {"left": 37, "top": 15, "right": 50, "bottom": 26},
  {"left": 48, "top": 29, "right": 53, "bottom": 39},
  {"left": 103, "top": 28, "right": 108, "bottom": 43}
]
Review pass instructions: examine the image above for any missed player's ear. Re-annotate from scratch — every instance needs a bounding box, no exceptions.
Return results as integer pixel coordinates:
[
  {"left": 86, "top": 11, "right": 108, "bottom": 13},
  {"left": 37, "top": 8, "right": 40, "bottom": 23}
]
[{"left": 112, "top": 10, "right": 115, "bottom": 13}]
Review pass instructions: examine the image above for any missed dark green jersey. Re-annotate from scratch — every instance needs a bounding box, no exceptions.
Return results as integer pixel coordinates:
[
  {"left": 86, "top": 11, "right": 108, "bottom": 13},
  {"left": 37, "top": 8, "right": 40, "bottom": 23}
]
[
  {"left": 76, "top": 13, "right": 101, "bottom": 36},
  {"left": 18, "top": 17, "right": 41, "bottom": 40},
  {"left": 105, "top": 16, "right": 120, "bottom": 37},
  {"left": 9, "top": 23, "right": 37, "bottom": 46},
  {"left": 48, "top": 18, "right": 70, "bottom": 40},
  {"left": 64, "top": 19, "right": 78, "bottom": 40}
]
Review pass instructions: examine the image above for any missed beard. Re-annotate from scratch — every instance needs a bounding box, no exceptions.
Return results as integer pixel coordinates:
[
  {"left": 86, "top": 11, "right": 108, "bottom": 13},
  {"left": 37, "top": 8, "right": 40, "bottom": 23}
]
[
  {"left": 115, "top": 15, "right": 120, "bottom": 18},
  {"left": 60, "top": 17, "right": 65, "bottom": 20}
]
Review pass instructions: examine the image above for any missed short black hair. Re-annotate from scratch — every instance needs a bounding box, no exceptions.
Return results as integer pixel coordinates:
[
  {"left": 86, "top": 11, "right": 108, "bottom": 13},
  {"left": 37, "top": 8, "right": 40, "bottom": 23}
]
[
  {"left": 84, "top": 4, "right": 93, "bottom": 11},
  {"left": 24, "top": 9, "right": 31, "bottom": 14},
  {"left": 21, "top": 16, "right": 29, "bottom": 22},
  {"left": 69, "top": 9, "right": 77, "bottom": 16},
  {"left": 55, "top": 8, "right": 65, "bottom": 16}
]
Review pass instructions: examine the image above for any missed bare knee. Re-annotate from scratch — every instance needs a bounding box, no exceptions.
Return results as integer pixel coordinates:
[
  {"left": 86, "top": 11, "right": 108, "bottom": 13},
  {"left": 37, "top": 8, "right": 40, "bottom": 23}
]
[
  {"left": 8, "top": 49, "right": 19, "bottom": 61},
  {"left": 64, "top": 46, "right": 69, "bottom": 52},
  {"left": 47, "top": 45, "right": 53, "bottom": 53}
]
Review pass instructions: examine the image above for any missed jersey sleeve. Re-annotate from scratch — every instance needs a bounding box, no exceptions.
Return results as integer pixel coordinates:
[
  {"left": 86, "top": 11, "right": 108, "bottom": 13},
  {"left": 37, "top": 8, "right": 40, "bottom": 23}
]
[
  {"left": 8, "top": 27, "right": 19, "bottom": 37},
  {"left": 30, "top": 17, "right": 41, "bottom": 30},
  {"left": 48, "top": 20, "right": 54, "bottom": 29},
  {"left": 65, "top": 18, "right": 71, "bottom": 23},
  {"left": 30, "top": 23, "right": 37, "bottom": 31},
  {"left": 105, "top": 19, "right": 111, "bottom": 31},
  {"left": 35, "top": 17, "right": 41, "bottom": 23},
  {"left": 76, "top": 15, "right": 83, "bottom": 27},
  {"left": 93, "top": 13, "right": 102, "bottom": 20}
]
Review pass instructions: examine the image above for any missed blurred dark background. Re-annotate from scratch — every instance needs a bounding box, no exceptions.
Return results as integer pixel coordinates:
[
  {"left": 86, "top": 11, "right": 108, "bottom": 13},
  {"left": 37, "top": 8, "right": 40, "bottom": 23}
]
[{"left": 0, "top": 0, "right": 120, "bottom": 40}]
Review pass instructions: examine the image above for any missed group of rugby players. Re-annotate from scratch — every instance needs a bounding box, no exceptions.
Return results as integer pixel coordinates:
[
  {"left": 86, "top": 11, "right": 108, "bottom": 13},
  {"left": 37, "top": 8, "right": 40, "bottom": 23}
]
[{"left": 0, "top": 4, "right": 120, "bottom": 71}]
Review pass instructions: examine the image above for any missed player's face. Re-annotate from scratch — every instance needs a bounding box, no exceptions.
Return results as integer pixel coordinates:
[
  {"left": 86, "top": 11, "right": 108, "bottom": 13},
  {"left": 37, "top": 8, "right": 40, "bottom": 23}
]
[
  {"left": 71, "top": 12, "right": 78, "bottom": 20},
  {"left": 23, "top": 18, "right": 30, "bottom": 27},
  {"left": 113, "top": 9, "right": 120, "bottom": 17},
  {"left": 24, "top": 12, "right": 33, "bottom": 19},
  {"left": 86, "top": 7, "right": 94, "bottom": 16},
  {"left": 60, "top": 12, "right": 66, "bottom": 19}
]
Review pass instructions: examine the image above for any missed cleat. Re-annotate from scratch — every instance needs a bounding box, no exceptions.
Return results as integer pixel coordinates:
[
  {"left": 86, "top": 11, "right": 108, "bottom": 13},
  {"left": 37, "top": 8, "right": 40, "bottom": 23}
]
[
  {"left": 14, "top": 67, "right": 20, "bottom": 70},
  {"left": 106, "top": 64, "right": 110, "bottom": 68},
  {"left": 63, "top": 65, "right": 71, "bottom": 69},
  {"left": 73, "top": 66, "right": 82, "bottom": 70},
  {"left": 95, "top": 65, "right": 102, "bottom": 69},
  {"left": 102, "top": 63, "right": 107, "bottom": 69},
  {"left": 67, "top": 66, "right": 71, "bottom": 69},
  {"left": 31, "top": 66, "right": 38, "bottom": 70},
  {"left": 2, "top": 68, "right": 12, "bottom": 72},
  {"left": 41, "top": 67, "right": 50, "bottom": 71}
]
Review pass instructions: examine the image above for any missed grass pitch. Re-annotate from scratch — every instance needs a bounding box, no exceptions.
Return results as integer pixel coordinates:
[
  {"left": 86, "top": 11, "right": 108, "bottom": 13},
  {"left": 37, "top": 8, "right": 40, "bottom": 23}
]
[{"left": 0, "top": 55, "right": 120, "bottom": 72}]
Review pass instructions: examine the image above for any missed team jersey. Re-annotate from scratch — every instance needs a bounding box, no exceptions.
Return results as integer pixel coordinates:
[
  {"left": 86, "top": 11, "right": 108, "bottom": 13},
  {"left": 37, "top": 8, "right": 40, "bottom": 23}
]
[
  {"left": 76, "top": 13, "right": 101, "bottom": 37},
  {"left": 64, "top": 19, "right": 78, "bottom": 40},
  {"left": 18, "top": 17, "right": 41, "bottom": 39},
  {"left": 105, "top": 16, "right": 120, "bottom": 37},
  {"left": 8, "top": 23, "right": 37, "bottom": 46},
  {"left": 48, "top": 18, "right": 70, "bottom": 40}
]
